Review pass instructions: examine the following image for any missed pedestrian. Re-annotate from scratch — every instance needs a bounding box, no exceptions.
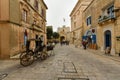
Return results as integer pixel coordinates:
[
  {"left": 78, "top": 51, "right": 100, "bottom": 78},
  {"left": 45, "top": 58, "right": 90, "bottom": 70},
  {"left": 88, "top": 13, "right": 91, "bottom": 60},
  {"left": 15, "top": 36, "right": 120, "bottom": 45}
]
[
  {"left": 60, "top": 41, "right": 63, "bottom": 46},
  {"left": 52, "top": 42, "right": 55, "bottom": 47},
  {"left": 82, "top": 40, "right": 87, "bottom": 50}
]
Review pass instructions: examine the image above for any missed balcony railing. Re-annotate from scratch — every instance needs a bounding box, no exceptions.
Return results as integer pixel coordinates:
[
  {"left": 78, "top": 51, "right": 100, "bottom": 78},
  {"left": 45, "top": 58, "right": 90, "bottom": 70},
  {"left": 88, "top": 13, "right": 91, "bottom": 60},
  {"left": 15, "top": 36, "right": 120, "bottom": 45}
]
[{"left": 98, "top": 14, "right": 116, "bottom": 24}]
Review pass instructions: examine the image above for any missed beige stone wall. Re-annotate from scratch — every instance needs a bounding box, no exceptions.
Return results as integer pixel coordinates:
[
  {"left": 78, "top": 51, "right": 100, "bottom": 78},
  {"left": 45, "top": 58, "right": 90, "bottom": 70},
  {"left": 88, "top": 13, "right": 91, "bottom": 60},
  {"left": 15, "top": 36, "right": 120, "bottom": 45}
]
[
  {"left": 115, "top": 0, "right": 120, "bottom": 8},
  {"left": 96, "top": 25, "right": 102, "bottom": 49},
  {"left": 0, "top": 31, "right": 1, "bottom": 58},
  {"left": 0, "top": 0, "right": 48, "bottom": 59},
  {"left": 83, "top": 0, "right": 120, "bottom": 54},
  {"left": 9, "top": 24, "right": 21, "bottom": 56},
  {"left": 115, "top": 0, "right": 120, "bottom": 54},
  {"left": 70, "top": 0, "right": 93, "bottom": 45},
  {"left": 73, "top": 29, "right": 82, "bottom": 45},
  {"left": 71, "top": 0, "right": 120, "bottom": 54},
  {"left": 58, "top": 26, "right": 70, "bottom": 41},
  {"left": 0, "top": 23, "right": 10, "bottom": 59},
  {"left": 0, "top": 23, "right": 24, "bottom": 59},
  {"left": 84, "top": 0, "right": 114, "bottom": 28},
  {"left": 0, "top": 0, "right": 9, "bottom": 21},
  {"left": 115, "top": 19, "right": 120, "bottom": 53},
  {"left": 10, "top": 0, "right": 20, "bottom": 24},
  {"left": 66, "top": 32, "right": 71, "bottom": 41}
]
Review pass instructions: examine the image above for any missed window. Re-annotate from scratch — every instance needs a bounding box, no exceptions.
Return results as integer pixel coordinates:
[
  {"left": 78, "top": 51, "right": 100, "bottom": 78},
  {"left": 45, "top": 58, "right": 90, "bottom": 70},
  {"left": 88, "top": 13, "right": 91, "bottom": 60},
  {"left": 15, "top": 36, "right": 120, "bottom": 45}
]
[
  {"left": 34, "top": 0, "right": 39, "bottom": 10},
  {"left": 41, "top": 9, "right": 44, "bottom": 17},
  {"left": 107, "top": 5, "right": 114, "bottom": 16},
  {"left": 22, "top": 9, "right": 27, "bottom": 22},
  {"left": 86, "top": 16, "right": 91, "bottom": 26},
  {"left": 74, "top": 22, "right": 76, "bottom": 28}
]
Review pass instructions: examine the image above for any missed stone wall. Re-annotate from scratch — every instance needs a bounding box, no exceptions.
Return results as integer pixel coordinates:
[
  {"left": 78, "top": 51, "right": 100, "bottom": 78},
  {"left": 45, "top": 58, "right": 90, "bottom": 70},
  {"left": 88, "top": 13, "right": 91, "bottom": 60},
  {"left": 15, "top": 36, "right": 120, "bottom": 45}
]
[
  {"left": 83, "top": 0, "right": 120, "bottom": 54},
  {"left": 0, "top": 0, "right": 9, "bottom": 21},
  {"left": 0, "top": 23, "right": 10, "bottom": 59},
  {"left": 10, "top": 0, "right": 20, "bottom": 24}
]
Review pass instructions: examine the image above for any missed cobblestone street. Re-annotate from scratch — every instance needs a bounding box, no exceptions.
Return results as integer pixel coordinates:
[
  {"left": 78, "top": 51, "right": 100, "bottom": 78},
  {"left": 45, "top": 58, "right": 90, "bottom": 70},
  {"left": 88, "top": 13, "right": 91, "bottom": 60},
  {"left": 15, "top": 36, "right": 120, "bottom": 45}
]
[{"left": 1, "top": 44, "right": 120, "bottom": 80}]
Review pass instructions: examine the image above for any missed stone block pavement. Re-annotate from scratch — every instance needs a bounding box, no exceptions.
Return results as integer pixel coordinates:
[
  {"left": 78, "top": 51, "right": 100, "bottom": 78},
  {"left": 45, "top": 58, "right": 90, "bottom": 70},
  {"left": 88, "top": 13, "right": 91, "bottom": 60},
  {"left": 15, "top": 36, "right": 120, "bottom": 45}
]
[{"left": 0, "top": 44, "right": 120, "bottom": 80}]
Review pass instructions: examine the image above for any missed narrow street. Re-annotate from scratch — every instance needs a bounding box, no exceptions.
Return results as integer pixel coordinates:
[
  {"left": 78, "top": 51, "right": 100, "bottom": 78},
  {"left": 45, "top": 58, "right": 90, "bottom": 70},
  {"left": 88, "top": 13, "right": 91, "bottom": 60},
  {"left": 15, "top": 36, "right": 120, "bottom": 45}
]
[{"left": 1, "top": 44, "right": 120, "bottom": 80}]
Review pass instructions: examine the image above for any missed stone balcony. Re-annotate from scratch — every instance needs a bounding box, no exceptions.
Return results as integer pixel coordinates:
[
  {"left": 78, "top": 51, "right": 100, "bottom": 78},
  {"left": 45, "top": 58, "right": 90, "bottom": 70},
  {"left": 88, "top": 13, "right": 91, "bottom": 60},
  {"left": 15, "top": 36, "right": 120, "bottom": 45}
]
[{"left": 98, "top": 14, "right": 116, "bottom": 25}]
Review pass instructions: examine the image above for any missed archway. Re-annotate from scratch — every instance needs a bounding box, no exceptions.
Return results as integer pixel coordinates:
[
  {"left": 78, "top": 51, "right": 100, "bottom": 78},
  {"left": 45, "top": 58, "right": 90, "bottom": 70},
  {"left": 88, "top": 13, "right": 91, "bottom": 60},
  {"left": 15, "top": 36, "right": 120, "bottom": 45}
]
[
  {"left": 60, "top": 36, "right": 65, "bottom": 42},
  {"left": 104, "top": 30, "right": 111, "bottom": 48}
]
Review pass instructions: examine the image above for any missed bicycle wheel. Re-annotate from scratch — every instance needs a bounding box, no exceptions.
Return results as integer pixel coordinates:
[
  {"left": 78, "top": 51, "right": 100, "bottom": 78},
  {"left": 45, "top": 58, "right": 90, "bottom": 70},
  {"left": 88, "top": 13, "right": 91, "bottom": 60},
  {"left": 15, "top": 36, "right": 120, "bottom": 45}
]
[{"left": 20, "top": 50, "right": 34, "bottom": 66}]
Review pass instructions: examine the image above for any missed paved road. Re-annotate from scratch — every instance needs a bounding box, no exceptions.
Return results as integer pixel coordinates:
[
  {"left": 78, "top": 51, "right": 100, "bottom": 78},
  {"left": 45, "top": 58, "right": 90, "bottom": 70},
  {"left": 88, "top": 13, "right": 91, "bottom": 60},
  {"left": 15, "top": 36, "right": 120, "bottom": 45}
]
[{"left": 1, "top": 44, "right": 120, "bottom": 80}]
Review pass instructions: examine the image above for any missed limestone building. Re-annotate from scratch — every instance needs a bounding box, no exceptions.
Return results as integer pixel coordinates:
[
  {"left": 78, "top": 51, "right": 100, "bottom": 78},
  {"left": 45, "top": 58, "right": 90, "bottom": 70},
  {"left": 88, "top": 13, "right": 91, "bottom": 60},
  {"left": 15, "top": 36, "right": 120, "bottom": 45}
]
[
  {"left": 70, "top": 0, "right": 93, "bottom": 46},
  {"left": 0, "top": 0, "right": 48, "bottom": 59},
  {"left": 71, "top": 0, "right": 120, "bottom": 55},
  {"left": 57, "top": 25, "right": 70, "bottom": 42},
  {"left": 83, "top": 0, "right": 120, "bottom": 55}
]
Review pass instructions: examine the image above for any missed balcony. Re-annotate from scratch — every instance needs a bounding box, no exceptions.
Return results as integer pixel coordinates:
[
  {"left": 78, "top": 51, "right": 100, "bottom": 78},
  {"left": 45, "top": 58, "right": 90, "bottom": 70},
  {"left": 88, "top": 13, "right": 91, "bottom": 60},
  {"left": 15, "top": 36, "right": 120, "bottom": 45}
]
[{"left": 98, "top": 14, "right": 116, "bottom": 25}]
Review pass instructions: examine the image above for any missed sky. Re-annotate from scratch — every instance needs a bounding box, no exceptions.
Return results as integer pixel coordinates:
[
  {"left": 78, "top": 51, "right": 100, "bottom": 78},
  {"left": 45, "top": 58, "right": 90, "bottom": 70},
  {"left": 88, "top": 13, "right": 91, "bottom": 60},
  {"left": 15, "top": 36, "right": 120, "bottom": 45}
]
[{"left": 44, "top": 0, "right": 78, "bottom": 31}]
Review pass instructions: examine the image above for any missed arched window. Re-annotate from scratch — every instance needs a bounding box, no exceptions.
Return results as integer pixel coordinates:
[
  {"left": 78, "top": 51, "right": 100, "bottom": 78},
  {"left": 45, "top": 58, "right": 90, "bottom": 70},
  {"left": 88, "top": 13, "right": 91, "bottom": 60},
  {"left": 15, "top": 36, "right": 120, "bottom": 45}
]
[{"left": 104, "top": 30, "right": 111, "bottom": 48}]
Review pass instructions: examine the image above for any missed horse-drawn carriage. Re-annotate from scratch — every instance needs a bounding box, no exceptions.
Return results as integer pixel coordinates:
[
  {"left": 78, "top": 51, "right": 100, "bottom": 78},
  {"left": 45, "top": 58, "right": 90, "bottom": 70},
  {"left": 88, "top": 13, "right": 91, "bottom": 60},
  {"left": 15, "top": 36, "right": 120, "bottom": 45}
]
[{"left": 20, "top": 38, "right": 54, "bottom": 66}]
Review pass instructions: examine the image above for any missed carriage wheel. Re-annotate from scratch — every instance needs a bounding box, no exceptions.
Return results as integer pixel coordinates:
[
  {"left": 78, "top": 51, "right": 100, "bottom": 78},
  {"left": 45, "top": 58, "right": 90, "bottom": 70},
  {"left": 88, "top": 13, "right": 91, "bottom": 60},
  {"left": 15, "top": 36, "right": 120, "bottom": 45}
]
[{"left": 20, "top": 50, "right": 34, "bottom": 66}]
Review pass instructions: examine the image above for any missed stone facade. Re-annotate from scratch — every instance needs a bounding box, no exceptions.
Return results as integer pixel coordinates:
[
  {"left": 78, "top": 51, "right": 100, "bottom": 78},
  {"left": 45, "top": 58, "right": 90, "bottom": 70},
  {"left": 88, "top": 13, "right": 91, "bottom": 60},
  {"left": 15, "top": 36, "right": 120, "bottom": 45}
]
[
  {"left": 70, "top": 0, "right": 93, "bottom": 46},
  {"left": 0, "top": 0, "right": 48, "bottom": 59},
  {"left": 83, "top": 0, "right": 120, "bottom": 55},
  {"left": 71, "top": 0, "right": 120, "bottom": 55},
  {"left": 57, "top": 25, "right": 70, "bottom": 42}
]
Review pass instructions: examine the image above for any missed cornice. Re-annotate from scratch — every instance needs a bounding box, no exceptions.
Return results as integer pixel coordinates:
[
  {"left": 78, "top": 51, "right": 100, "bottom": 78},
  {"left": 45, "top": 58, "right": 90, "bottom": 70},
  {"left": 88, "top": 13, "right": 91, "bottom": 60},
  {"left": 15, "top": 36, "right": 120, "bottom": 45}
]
[
  {"left": 41, "top": 0, "right": 48, "bottom": 9},
  {"left": 70, "top": 1, "right": 90, "bottom": 17},
  {"left": 70, "top": 0, "right": 80, "bottom": 16}
]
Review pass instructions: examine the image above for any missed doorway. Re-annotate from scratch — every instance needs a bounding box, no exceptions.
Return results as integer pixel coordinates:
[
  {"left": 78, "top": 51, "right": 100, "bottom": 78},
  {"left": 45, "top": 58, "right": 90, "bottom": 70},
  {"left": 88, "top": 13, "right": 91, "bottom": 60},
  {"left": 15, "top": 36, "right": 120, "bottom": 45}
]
[
  {"left": 104, "top": 30, "right": 111, "bottom": 48},
  {"left": 60, "top": 36, "right": 65, "bottom": 42}
]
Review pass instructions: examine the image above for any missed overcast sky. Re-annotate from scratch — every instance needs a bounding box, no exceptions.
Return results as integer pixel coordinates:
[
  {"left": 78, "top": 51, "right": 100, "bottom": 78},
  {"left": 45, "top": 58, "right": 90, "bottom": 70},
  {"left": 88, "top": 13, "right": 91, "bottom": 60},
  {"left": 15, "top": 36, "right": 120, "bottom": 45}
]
[{"left": 44, "top": 0, "right": 78, "bottom": 31}]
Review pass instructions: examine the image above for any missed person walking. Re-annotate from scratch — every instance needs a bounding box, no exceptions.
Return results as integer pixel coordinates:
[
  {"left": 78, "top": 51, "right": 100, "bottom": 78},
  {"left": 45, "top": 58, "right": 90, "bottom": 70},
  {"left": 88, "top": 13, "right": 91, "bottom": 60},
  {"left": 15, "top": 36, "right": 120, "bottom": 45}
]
[{"left": 82, "top": 40, "right": 87, "bottom": 50}]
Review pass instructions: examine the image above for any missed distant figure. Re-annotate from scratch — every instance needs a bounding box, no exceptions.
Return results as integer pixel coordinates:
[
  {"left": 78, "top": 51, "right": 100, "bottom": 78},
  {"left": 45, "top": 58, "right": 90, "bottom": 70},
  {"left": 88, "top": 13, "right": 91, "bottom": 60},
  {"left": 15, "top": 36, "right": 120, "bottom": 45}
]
[
  {"left": 82, "top": 40, "right": 87, "bottom": 50},
  {"left": 66, "top": 41, "right": 69, "bottom": 45},
  {"left": 34, "top": 38, "right": 43, "bottom": 53},
  {"left": 105, "top": 47, "right": 111, "bottom": 55},
  {"left": 52, "top": 42, "right": 55, "bottom": 47},
  {"left": 60, "top": 41, "right": 62, "bottom": 46}
]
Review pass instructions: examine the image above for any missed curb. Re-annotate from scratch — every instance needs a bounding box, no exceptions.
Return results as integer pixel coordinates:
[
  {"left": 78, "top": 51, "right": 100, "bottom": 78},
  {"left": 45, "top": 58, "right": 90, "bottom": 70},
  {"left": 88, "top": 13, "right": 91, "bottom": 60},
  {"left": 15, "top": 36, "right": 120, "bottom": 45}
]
[{"left": 88, "top": 49, "right": 120, "bottom": 62}]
